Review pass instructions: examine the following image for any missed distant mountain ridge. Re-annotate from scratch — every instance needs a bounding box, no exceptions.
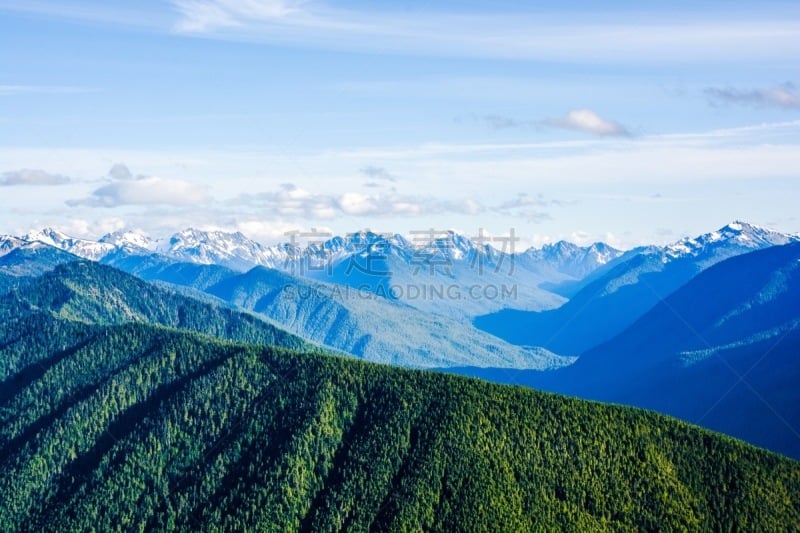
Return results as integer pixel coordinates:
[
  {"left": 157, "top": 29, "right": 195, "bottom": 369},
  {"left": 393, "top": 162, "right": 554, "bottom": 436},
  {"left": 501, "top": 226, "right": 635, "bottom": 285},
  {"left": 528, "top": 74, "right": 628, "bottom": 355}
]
[
  {"left": 475, "top": 221, "right": 800, "bottom": 355},
  {"left": 140, "top": 262, "right": 573, "bottom": 370},
  {"left": 4, "top": 226, "right": 621, "bottom": 275},
  {"left": 0, "top": 246, "right": 569, "bottom": 370},
  {"left": 5, "top": 220, "right": 797, "bottom": 323},
  {"left": 3, "top": 226, "right": 622, "bottom": 318},
  {"left": 520, "top": 240, "right": 622, "bottom": 279}
]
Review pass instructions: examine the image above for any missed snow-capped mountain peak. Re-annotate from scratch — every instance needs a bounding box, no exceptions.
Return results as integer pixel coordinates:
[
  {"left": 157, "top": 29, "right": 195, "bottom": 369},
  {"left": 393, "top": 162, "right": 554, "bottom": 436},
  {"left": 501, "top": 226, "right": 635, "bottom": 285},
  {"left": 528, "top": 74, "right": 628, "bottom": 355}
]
[
  {"left": 99, "top": 230, "right": 155, "bottom": 251},
  {"left": 24, "top": 227, "right": 72, "bottom": 247},
  {"left": 524, "top": 240, "right": 623, "bottom": 279},
  {"left": 157, "top": 228, "right": 289, "bottom": 271},
  {"left": 663, "top": 221, "right": 798, "bottom": 262},
  {"left": 22, "top": 227, "right": 115, "bottom": 261},
  {"left": 585, "top": 242, "right": 619, "bottom": 265},
  {"left": 432, "top": 231, "right": 477, "bottom": 258},
  {"left": 0, "top": 234, "right": 31, "bottom": 258}
]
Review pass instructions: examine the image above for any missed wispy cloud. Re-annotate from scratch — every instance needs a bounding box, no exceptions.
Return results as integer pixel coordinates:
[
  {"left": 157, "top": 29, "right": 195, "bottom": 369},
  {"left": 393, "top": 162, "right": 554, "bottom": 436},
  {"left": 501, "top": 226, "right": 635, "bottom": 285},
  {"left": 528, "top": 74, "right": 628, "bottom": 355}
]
[
  {"left": 172, "top": 0, "right": 304, "bottom": 32},
  {"left": 166, "top": 1, "right": 800, "bottom": 63},
  {"left": 491, "top": 193, "right": 567, "bottom": 223},
  {"left": 705, "top": 82, "right": 800, "bottom": 110},
  {"left": 67, "top": 164, "right": 208, "bottom": 207},
  {"left": 360, "top": 165, "right": 396, "bottom": 183},
  {"left": 469, "top": 112, "right": 625, "bottom": 135},
  {"left": 2, "top": 2, "right": 798, "bottom": 63},
  {"left": 0, "top": 169, "right": 71, "bottom": 186},
  {"left": 480, "top": 115, "right": 539, "bottom": 131},
  {"left": 544, "top": 109, "right": 630, "bottom": 137}
]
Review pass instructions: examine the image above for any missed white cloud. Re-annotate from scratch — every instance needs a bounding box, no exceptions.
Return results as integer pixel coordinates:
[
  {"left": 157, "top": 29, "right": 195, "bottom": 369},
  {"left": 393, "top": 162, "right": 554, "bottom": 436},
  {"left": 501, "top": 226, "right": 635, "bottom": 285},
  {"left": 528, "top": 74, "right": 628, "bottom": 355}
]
[
  {"left": 545, "top": 109, "right": 630, "bottom": 137},
  {"left": 53, "top": 217, "right": 128, "bottom": 239},
  {"left": 67, "top": 164, "right": 208, "bottom": 207},
  {"left": 338, "top": 192, "right": 378, "bottom": 216},
  {"left": 0, "top": 169, "right": 71, "bottom": 186},
  {"left": 234, "top": 183, "right": 485, "bottom": 219},
  {"left": 705, "top": 83, "right": 800, "bottom": 110}
]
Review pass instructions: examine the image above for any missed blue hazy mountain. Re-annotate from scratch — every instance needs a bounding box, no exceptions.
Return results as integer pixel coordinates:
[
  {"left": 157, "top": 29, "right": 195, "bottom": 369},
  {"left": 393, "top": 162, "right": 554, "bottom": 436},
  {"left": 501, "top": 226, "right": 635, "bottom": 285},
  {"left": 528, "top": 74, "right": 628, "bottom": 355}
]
[
  {"left": 539, "top": 245, "right": 651, "bottom": 298},
  {"left": 97, "top": 247, "right": 573, "bottom": 369},
  {"left": 449, "top": 242, "right": 800, "bottom": 458},
  {"left": 202, "top": 265, "right": 572, "bottom": 369},
  {"left": 474, "top": 222, "right": 799, "bottom": 355},
  {"left": 304, "top": 230, "right": 580, "bottom": 319}
]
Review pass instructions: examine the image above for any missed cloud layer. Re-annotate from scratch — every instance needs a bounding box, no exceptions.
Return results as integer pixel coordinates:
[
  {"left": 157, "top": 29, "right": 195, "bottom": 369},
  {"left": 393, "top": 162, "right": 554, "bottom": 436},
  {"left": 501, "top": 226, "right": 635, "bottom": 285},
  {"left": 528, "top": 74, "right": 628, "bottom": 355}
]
[
  {"left": 0, "top": 169, "right": 71, "bottom": 186},
  {"left": 166, "top": 1, "right": 800, "bottom": 64},
  {"left": 234, "top": 183, "right": 483, "bottom": 219},
  {"left": 705, "top": 83, "right": 800, "bottom": 110}
]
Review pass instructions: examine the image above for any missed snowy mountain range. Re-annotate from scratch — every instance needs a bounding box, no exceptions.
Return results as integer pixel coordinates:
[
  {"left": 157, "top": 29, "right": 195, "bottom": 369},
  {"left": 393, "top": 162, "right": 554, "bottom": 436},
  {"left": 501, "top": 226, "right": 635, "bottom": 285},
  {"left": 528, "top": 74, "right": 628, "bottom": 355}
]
[
  {"left": 3, "top": 221, "right": 797, "bottom": 321},
  {"left": 1, "top": 222, "right": 793, "bottom": 274},
  {"left": 519, "top": 241, "right": 622, "bottom": 279},
  {"left": 3, "top": 226, "right": 621, "bottom": 273},
  {"left": 1, "top": 226, "right": 623, "bottom": 317},
  {"left": 475, "top": 221, "right": 800, "bottom": 354}
]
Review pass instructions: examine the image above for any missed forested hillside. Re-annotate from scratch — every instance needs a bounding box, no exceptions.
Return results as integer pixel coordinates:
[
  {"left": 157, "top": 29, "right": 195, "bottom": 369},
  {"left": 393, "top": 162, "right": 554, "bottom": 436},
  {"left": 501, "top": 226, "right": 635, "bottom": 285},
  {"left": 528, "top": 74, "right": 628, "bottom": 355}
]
[
  {"left": 0, "top": 260, "right": 316, "bottom": 353},
  {"left": 454, "top": 243, "right": 800, "bottom": 459},
  {"left": 1, "top": 314, "right": 798, "bottom": 531},
  {"left": 0, "top": 245, "right": 77, "bottom": 294}
]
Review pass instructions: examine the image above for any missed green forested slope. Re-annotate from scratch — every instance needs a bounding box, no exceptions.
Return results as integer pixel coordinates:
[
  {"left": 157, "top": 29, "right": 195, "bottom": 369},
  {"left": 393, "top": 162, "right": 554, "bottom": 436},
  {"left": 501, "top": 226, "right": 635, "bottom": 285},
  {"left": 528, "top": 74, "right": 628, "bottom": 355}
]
[
  {"left": 1, "top": 316, "right": 798, "bottom": 531},
  {"left": 0, "top": 260, "right": 316, "bottom": 353}
]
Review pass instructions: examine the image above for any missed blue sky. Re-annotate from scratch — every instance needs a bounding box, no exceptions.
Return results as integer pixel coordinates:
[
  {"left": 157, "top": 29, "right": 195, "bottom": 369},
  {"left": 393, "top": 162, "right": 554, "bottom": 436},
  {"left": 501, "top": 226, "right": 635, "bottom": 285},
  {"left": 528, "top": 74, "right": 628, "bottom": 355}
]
[{"left": 1, "top": 0, "right": 799, "bottom": 248}]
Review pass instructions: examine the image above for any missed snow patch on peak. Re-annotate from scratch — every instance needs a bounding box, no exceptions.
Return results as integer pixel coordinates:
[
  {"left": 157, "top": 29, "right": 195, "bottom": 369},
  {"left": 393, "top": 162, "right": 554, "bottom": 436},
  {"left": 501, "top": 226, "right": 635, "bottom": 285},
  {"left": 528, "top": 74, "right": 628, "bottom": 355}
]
[
  {"left": 158, "top": 227, "right": 288, "bottom": 271},
  {"left": 22, "top": 228, "right": 115, "bottom": 261},
  {"left": 99, "top": 230, "right": 155, "bottom": 251},
  {"left": 24, "top": 227, "right": 70, "bottom": 247},
  {"left": 726, "top": 222, "right": 743, "bottom": 231},
  {"left": 663, "top": 221, "right": 797, "bottom": 262},
  {"left": 524, "top": 240, "right": 623, "bottom": 278},
  {"left": 0, "top": 235, "right": 29, "bottom": 257}
]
